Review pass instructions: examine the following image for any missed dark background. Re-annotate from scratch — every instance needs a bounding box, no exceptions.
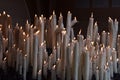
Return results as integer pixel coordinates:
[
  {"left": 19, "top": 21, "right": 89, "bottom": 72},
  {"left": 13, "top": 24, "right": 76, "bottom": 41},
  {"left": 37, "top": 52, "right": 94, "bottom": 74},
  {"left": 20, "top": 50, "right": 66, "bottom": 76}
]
[{"left": 1, "top": 0, "right": 120, "bottom": 34}]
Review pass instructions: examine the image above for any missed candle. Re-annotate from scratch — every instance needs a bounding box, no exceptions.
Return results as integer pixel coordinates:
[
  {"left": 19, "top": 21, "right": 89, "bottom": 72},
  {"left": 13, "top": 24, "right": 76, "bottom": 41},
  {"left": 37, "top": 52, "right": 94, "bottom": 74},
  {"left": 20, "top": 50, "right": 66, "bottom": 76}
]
[
  {"left": 56, "top": 58, "right": 61, "bottom": 78},
  {"left": 51, "top": 65, "right": 56, "bottom": 80},
  {"left": 23, "top": 55, "right": 27, "bottom": 80},
  {"left": 32, "top": 32, "right": 39, "bottom": 79},
  {"left": 109, "top": 56, "right": 113, "bottom": 78},
  {"left": 38, "top": 70, "right": 42, "bottom": 80},
  {"left": 83, "top": 46, "right": 90, "bottom": 80},
  {"left": 95, "top": 67, "right": 99, "bottom": 80},
  {"left": 93, "top": 22, "right": 98, "bottom": 42},
  {"left": 56, "top": 43, "right": 60, "bottom": 59},
  {"left": 66, "top": 11, "right": 72, "bottom": 37},
  {"left": 30, "top": 25, "right": 34, "bottom": 66},
  {"left": 72, "top": 41, "right": 79, "bottom": 80},
  {"left": 39, "top": 17, "right": 44, "bottom": 44},
  {"left": 101, "top": 31, "right": 106, "bottom": 46},
  {"left": 104, "top": 65, "right": 108, "bottom": 80},
  {"left": 0, "top": 29, "right": 3, "bottom": 67},
  {"left": 19, "top": 50, "right": 23, "bottom": 75},
  {"left": 66, "top": 44, "right": 71, "bottom": 80},
  {"left": 71, "top": 17, "right": 77, "bottom": 26},
  {"left": 38, "top": 43, "right": 43, "bottom": 70},
  {"left": 43, "top": 61, "right": 48, "bottom": 79},
  {"left": 112, "top": 48, "right": 117, "bottom": 73},
  {"left": 87, "top": 12, "right": 94, "bottom": 40}
]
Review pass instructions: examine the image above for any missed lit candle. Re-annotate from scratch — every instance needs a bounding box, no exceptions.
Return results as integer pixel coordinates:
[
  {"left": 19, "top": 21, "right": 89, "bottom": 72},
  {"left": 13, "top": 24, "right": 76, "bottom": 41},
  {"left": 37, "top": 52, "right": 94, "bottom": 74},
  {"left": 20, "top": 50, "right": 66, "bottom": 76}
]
[
  {"left": 93, "top": 22, "right": 98, "bottom": 42},
  {"left": 66, "top": 44, "right": 71, "bottom": 80},
  {"left": 51, "top": 65, "right": 56, "bottom": 80},
  {"left": 72, "top": 41, "right": 79, "bottom": 80},
  {"left": 95, "top": 66, "right": 99, "bottom": 80},
  {"left": 30, "top": 25, "right": 34, "bottom": 66},
  {"left": 101, "top": 31, "right": 106, "bottom": 46},
  {"left": 43, "top": 61, "right": 48, "bottom": 79},
  {"left": 32, "top": 32, "right": 39, "bottom": 79},
  {"left": 112, "top": 48, "right": 117, "bottom": 73},
  {"left": 66, "top": 11, "right": 72, "bottom": 36},
  {"left": 109, "top": 56, "right": 113, "bottom": 78},
  {"left": 23, "top": 55, "right": 27, "bottom": 80},
  {"left": 83, "top": 46, "right": 90, "bottom": 80},
  {"left": 87, "top": 12, "right": 94, "bottom": 40},
  {"left": 0, "top": 29, "right": 3, "bottom": 67},
  {"left": 38, "top": 70, "right": 42, "bottom": 80},
  {"left": 38, "top": 43, "right": 43, "bottom": 70}
]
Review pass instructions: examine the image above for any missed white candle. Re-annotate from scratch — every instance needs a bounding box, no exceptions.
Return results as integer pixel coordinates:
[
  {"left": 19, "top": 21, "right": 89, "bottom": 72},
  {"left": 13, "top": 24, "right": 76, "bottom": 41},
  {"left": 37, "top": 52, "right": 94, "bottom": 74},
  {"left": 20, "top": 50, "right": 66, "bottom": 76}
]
[
  {"left": 56, "top": 43, "right": 60, "bottom": 59},
  {"left": 30, "top": 25, "right": 34, "bottom": 66},
  {"left": 83, "top": 46, "right": 90, "bottom": 80},
  {"left": 23, "top": 55, "right": 27, "bottom": 80},
  {"left": 38, "top": 43, "right": 43, "bottom": 70},
  {"left": 0, "top": 29, "right": 3, "bottom": 67},
  {"left": 93, "top": 22, "right": 98, "bottom": 42},
  {"left": 56, "top": 58, "right": 61, "bottom": 78},
  {"left": 16, "top": 48, "right": 20, "bottom": 72},
  {"left": 32, "top": 32, "right": 39, "bottom": 79},
  {"left": 38, "top": 70, "right": 42, "bottom": 80},
  {"left": 39, "top": 17, "right": 44, "bottom": 44},
  {"left": 109, "top": 56, "right": 113, "bottom": 78},
  {"left": 101, "top": 31, "right": 106, "bottom": 46},
  {"left": 43, "top": 61, "right": 48, "bottom": 79},
  {"left": 95, "top": 67, "right": 99, "bottom": 80},
  {"left": 66, "top": 11, "right": 72, "bottom": 36},
  {"left": 104, "top": 66, "right": 108, "bottom": 80},
  {"left": 112, "top": 48, "right": 117, "bottom": 73},
  {"left": 66, "top": 44, "right": 71, "bottom": 80},
  {"left": 25, "top": 35, "right": 30, "bottom": 71},
  {"left": 71, "top": 17, "right": 77, "bottom": 26},
  {"left": 51, "top": 65, "right": 56, "bottom": 80},
  {"left": 19, "top": 50, "right": 23, "bottom": 75},
  {"left": 73, "top": 41, "right": 79, "bottom": 80},
  {"left": 87, "top": 12, "right": 94, "bottom": 40}
]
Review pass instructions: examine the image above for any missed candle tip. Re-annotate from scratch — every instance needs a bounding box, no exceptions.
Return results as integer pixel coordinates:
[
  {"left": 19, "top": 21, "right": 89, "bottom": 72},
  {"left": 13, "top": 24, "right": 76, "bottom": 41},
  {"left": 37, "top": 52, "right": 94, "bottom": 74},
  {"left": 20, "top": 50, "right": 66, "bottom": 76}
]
[
  {"left": 53, "top": 10, "right": 55, "bottom": 15},
  {"left": 3, "top": 11, "right": 6, "bottom": 15},
  {"left": 91, "top": 12, "right": 93, "bottom": 18},
  {"left": 7, "top": 14, "right": 10, "bottom": 17},
  {"left": 79, "top": 29, "right": 81, "bottom": 35},
  {"left": 60, "top": 12, "right": 62, "bottom": 17},
  {"left": 68, "top": 11, "right": 71, "bottom": 14}
]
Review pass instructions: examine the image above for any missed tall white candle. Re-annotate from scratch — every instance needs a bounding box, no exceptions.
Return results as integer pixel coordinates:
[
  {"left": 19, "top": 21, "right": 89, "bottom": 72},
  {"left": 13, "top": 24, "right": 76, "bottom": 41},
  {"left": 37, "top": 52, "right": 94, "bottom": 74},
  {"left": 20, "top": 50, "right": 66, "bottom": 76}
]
[
  {"left": 51, "top": 65, "right": 56, "bottom": 80},
  {"left": 112, "top": 48, "right": 117, "bottom": 73},
  {"left": 32, "top": 32, "right": 39, "bottom": 79},
  {"left": 43, "top": 61, "right": 48, "bottom": 79},
  {"left": 23, "top": 55, "right": 27, "bottom": 80},
  {"left": 38, "top": 43, "right": 43, "bottom": 70},
  {"left": 95, "top": 67, "right": 99, "bottom": 80},
  {"left": 101, "top": 31, "right": 106, "bottom": 46},
  {"left": 38, "top": 70, "right": 42, "bottom": 80},
  {"left": 66, "top": 44, "right": 71, "bottom": 80},
  {"left": 83, "top": 46, "right": 90, "bottom": 80}
]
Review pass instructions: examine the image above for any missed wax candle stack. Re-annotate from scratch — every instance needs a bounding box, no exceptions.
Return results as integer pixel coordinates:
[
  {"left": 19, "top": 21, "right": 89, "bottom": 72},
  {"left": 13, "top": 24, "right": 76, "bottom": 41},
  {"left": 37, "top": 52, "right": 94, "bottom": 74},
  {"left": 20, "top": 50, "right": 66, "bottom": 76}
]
[{"left": 0, "top": 11, "right": 120, "bottom": 80}]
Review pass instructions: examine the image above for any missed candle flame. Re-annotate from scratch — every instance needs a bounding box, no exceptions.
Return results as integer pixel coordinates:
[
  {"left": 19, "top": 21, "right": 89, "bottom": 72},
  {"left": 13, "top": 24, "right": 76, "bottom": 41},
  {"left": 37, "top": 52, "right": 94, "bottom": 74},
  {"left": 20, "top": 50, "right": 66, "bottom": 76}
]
[
  {"left": 91, "top": 12, "right": 93, "bottom": 18},
  {"left": 53, "top": 65, "right": 56, "bottom": 69},
  {"left": 35, "top": 30, "right": 40, "bottom": 35},
  {"left": 79, "top": 29, "right": 81, "bottom": 35},
  {"left": 38, "top": 70, "right": 42, "bottom": 74},
  {"left": 110, "top": 56, "right": 112, "bottom": 61},
  {"left": 41, "top": 42, "right": 44, "bottom": 46},
  {"left": 117, "top": 58, "right": 119, "bottom": 62},
  {"left": 7, "top": 14, "right": 10, "bottom": 17},
  {"left": 3, "top": 11, "right": 6, "bottom": 15},
  {"left": 23, "top": 32, "right": 26, "bottom": 36},
  {"left": 44, "top": 61, "right": 46, "bottom": 64}
]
